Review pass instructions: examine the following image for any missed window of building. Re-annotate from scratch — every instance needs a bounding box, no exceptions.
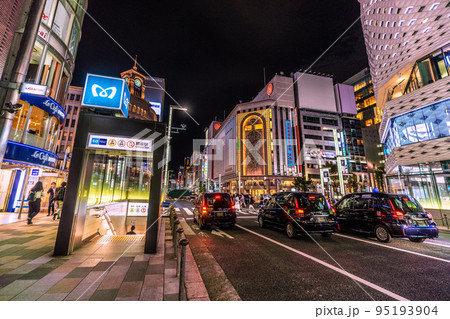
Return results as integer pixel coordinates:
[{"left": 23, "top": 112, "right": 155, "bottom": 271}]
[
  {"left": 399, "top": 20, "right": 405, "bottom": 26},
  {"left": 70, "top": 94, "right": 75, "bottom": 100},
  {"left": 42, "top": 0, "right": 55, "bottom": 26},
  {"left": 40, "top": 51, "right": 62, "bottom": 100},
  {"left": 71, "top": 119, "right": 76, "bottom": 127},
  {"left": 73, "top": 107, "right": 78, "bottom": 115},
  {"left": 25, "top": 41, "right": 44, "bottom": 82},
  {"left": 323, "top": 137, "right": 334, "bottom": 141},
  {"left": 303, "top": 116, "right": 320, "bottom": 124},
  {"left": 322, "top": 118, "right": 338, "bottom": 126},
  {"left": 52, "top": 1, "right": 71, "bottom": 43},
  {"left": 304, "top": 134, "right": 322, "bottom": 140},
  {"left": 418, "top": 6, "right": 425, "bottom": 12},
  {"left": 430, "top": 3, "right": 440, "bottom": 10},
  {"left": 24, "top": 106, "right": 47, "bottom": 149},
  {"left": 304, "top": 125, "right": 321, "bottom": 131},
  {"left": 68, "top": 132, "right": 74, "bottom": 142},
  {"left": 405, "top": 6, "right": 413, "bottom": 14},
  {"left": 75, "top": 95, "right": 80, "bottom": 101},
  {"left": 65, "top": 119, "right": 69, "bottom": 127}
]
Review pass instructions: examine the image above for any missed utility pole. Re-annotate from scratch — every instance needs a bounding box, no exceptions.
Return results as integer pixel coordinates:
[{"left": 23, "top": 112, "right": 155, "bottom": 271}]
[{"left": 0, "top": 0, "right": 46, "bottom": 170}]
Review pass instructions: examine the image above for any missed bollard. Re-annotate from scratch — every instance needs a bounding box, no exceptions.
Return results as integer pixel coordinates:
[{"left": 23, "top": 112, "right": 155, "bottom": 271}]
[
  {"left": 444, "top": 214, "right": 449, "bottom": 229},
  {"left": 175, "top": 227, "right": 184, "bottom": 258},
  {"left": 178, "top": 238, "right": 189, "bottom": 301},
  {"left": 172, "top": 220, "right": 180, "bottom": 244},
  {"left": 176, "top": 228, "right": 184, "bottom": 274}
]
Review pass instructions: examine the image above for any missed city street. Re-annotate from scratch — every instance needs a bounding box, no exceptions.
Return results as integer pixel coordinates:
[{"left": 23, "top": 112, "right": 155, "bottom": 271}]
[{"left": 172, "top": 200, "right": 450, "bottom": 301}]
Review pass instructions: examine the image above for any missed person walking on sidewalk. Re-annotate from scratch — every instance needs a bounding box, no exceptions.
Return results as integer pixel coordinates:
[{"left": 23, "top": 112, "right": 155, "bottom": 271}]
[
  {"left": 27, "top": 181, "right": 44, "bottom": 225},
  {"left": 47, "top": 182, "right": 56, "bottom": 216},
  {"left": 53, "top": 182, "right": 67, "bottom": 220}
]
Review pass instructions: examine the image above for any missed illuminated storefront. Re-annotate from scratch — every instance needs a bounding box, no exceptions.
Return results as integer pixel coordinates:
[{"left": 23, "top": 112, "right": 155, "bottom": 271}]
[{"left": 0, "top": 0, "right": 87, "bottom": 213}]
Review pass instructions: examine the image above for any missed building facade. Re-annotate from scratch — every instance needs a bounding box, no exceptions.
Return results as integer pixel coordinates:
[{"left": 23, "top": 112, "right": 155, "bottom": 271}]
[
  {"left": 0, "top": 0, "right": 87, "bottom": 212},
  {"left": 344, "top": 67, "right": 385, "bottom": 179},
  {"left": 358, "top": 0, "right": 450, "bottom": 211}
]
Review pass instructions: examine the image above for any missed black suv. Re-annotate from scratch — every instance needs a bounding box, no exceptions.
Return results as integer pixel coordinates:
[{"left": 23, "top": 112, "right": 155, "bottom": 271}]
[
  {"left": 194, "top": 193, "right": 236, "bottom": 229},
  {"left": 258, "top": 192, "right": 338, "bottom": 238},
  {"left": 334, "top": 192, "right": 439, "bottom": 243}
]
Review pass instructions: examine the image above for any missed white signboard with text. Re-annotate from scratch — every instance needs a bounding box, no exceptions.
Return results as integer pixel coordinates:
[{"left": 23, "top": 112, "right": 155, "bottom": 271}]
[
  {"left": 127, "top": 202, "right": 148, "bottom": 217},
  {"left": 87, "top": 134, "right": 153, "bottom": 152}
]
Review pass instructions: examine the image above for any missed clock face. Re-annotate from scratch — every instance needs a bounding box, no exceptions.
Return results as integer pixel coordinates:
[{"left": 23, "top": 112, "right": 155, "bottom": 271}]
[{"left": 135, "top": 78, "right": 142, "bottom": 87}]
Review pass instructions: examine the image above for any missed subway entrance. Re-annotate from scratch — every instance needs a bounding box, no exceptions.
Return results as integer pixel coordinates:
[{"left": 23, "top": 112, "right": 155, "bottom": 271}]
[{"left": 54, "top": 113, "right": 165, "bottom": 255}]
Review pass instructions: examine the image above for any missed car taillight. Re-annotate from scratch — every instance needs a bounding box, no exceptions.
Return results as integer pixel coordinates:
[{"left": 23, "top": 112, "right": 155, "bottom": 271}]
[
  {"left": 201, "top": 206, "right": 208, "bottom": 214},
  {"left": 392, "top": 210, "right": 404, "bottom": 220},
  {"left": 231, "top": 205, "right": 235, "bottom": 211},
  {"left": 330, "top": 208, "right": 336, "bottom": 215},
  {"left": 296, "top": 209, "right": 305, "bottom": 217},
  {"left": 426, "top": 212, "right": 433, "bottom": 220}
]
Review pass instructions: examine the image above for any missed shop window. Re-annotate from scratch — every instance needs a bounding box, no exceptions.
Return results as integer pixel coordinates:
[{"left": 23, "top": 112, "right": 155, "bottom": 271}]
[
  {"left": 24, "top": 106, "right": 47, "bottom": 149},
  {"left": 40, "top": 51, "right": 62, "bottom": 99},
  {"left": 26, "top": 41, "right": 44, "bottom": 82},
  {"left": 8, "top": 102, "right": 31, "bottom": 143},
  {"left": 69, "top": 20, "right": 80, "bottom": 56},
  {"left": 303, "top": 116, "right": 320, "bottom": 124},
  {"left": 46, "top": 117, "right": 59, "bottom": 153},
  {"left": 71, "top": 119, "right": 76, "bottom": 127},
  {"left": 52, "top": 1, "right": 71, "bottom": 43}
]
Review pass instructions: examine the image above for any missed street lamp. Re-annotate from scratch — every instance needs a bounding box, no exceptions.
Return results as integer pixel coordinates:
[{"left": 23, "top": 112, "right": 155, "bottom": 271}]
[
  {"left": 323, "top": 127, "right": 346, "bottom": 197},
  {"left": 163, "top": 105, "right": 188, "bottom": 200}
]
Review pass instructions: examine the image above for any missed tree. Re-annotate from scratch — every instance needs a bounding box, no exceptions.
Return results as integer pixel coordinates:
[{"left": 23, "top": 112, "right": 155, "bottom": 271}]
[
  {"left": 293, "top": 176, "right": 312, "bottom": 191},
  {"left": 323, "top": 161, "right": 340, "bottom": 194},
  {"left": 347, "top": 173, "right": 360, "bottom": 193},
  {"left": 199, "top": 181, "right": 206, "bottom": 193}
]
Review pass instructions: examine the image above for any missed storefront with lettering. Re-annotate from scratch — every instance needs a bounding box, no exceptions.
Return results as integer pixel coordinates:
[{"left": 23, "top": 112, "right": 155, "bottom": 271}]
[{"left": 0, "top": 88, "right": 66, "bottom": 213}]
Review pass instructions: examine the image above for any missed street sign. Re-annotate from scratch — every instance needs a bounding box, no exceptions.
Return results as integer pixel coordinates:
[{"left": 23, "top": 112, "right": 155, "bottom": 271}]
[
  {"left": 82, "top": 74, "right": 130, "bottom": 117},
  {"left": 87, "top": 134, "right": 153, "bottom": 152}
]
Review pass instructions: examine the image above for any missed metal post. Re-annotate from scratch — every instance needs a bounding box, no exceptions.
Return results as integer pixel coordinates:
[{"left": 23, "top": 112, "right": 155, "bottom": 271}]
[
  {"left": 172, "top": 220, "right": 180, "bottom": 244},
  {"left": 178, "top": 238, "right": 189, "bottom": 301},
  {"left": 333, "top": 129, "right": 345, "bottom": 197},
  {"left": 444, "top": 214, "right": 449, "bottom": 229},
  {"left": 163, "top": 106, "right": 173, "bottom": 200},
  {"left": 17, "top": 168, "right": 30, "bottom": 219},
  {"left": 176, "top": 227, "right": 184, "bottom": 275}
]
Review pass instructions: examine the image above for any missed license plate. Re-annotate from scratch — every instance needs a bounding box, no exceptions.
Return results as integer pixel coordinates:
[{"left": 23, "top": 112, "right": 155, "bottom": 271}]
[
  {"left": 216, "top": 212, "right": 224, "bottom": 217},
  {"left": 415, "top": 220, "right": 427, "bottom": 227},
  {"left": 315, "top": 217, "right": 327, "bottom": 223}
]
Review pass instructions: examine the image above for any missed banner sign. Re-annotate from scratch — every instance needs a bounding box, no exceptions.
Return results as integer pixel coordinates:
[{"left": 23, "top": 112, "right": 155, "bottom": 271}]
[
  {"left": 285, "top": 120, "right": 294, "bottom": 167},
  {"left": 127, "top": 202, "right": 148, "bottom": 217},
  {"left": 4, "top": 142, "right": 58, "bottom": 168},
  {"left": 20, "top": 93, "right": 66, "bottom": 123},
  {"left": 82, "top": 74, "right": 130, "bottom": 117},
  {"left": 87, "top": 134, "right": 153, "bottom": 152}
]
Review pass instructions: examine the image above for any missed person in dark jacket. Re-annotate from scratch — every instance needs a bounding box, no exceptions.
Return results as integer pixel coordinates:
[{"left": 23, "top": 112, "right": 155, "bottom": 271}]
[
  {"left": 47, "top": 182, "right": 56, "bottom": 216},
  {"left": 53, "top": 182, "right": 67, "bottom": 220},
  {"left": 28, "top": 181, "right": 44, "bottom": 225}
]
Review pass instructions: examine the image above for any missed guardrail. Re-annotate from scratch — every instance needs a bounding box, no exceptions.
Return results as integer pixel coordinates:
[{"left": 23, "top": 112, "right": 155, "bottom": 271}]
[{"left": 168, "top": 205, "right": 190, "bottom": 300}]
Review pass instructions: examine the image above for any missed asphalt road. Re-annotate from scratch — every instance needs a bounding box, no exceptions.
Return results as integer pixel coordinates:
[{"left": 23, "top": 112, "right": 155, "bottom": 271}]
[{"left": 171, "top": 200, "right": 450, "bottom": 301}]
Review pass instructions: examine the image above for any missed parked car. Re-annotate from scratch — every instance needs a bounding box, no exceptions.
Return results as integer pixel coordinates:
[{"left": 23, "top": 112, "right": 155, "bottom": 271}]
[
  {"left": 189, "top": 193, "right": 198, "bottom": 202},
  {"left": 194, "top": 193, "right": 236, "bottom": 229},
  {"left": 333, "top": 192, "right": 438, "bottom": 243},
  {"left": 258, "top": 192, "right": 338, "bottom": 238}
]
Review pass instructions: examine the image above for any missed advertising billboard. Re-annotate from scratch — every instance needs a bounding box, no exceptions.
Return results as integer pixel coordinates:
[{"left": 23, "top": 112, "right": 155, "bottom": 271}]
[
  {"left": 82, "top": 74, "right": 130, "bottom": 117},
  {"left": 285, "top": 120, "right": 294, "bottom": 167}
]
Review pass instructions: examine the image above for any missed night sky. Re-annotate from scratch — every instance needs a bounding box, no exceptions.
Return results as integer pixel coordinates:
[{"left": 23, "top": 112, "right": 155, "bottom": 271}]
[{"left": 71, "top": 0, "right": 368, "bottom": 170}]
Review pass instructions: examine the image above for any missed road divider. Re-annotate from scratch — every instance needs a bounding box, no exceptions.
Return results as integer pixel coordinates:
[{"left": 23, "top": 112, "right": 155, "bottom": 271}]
[{"left": 237, "top": 225, "right": 409, "bottom": 301}]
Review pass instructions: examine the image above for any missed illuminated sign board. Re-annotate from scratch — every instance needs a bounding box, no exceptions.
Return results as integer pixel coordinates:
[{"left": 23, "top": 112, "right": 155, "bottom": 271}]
[
  {"left": 21, "top": 83, "right": 47, "bottom": 96},
  {"left": 285, "top": 120, "right": 294, "bottom": 167},
  {"left": 87, "top": 134, "right": 153, "bottom": 152},
  {"left": 82, "top": 74, "right": 130, "bottom": 117},
  {"left": 149, "top": 102, "right": 161, "bottom": 117},
  {"left": 127, "top": 202, "right": 148, "bottom": 216}
]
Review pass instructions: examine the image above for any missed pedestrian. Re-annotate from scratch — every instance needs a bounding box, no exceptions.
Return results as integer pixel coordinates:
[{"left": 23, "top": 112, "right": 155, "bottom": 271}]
[
  {"left": 27, "top": 181, "right": 44, "bottom": 225},
  {"left": 126, "top": 225, "right": 136, "bottom": 235},
  {"left": 53, "top": 182, "right": 67, "bottom": 220},
  {"left": 249, "top": 196, "right": 255, "bottom": 211},
  {"left": 234, "top": 196, "right": 241, "bottom": 212},
  {"left": 47, "top": 182, "right": 56, "bottom": 216},
  {"left": 241, "top": 194, "right": 246, "bottom": 208}
]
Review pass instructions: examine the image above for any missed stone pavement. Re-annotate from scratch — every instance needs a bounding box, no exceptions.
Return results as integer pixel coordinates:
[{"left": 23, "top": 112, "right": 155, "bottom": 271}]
[{"left": 0, "top": 213, "right": 209, "bottom": 301}]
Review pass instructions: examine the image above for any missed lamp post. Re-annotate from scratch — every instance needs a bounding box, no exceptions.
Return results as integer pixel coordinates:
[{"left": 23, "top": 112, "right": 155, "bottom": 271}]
[
  {"left": 323, "top": 127, "right": 346, "bottom": 197},
  {"left": 163, "top": 105, "right": 187, "bottom": 200}
]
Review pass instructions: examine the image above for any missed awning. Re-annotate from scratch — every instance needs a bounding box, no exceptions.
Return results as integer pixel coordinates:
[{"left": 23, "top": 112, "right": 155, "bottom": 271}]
[{"left": 20, "top": 93, "right": 66, "bottom": 123}]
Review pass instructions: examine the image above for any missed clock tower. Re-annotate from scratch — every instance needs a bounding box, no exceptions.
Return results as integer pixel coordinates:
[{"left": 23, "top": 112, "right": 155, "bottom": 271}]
[{"left": 120, "top": 57, "right": 157, "bottom": 121}]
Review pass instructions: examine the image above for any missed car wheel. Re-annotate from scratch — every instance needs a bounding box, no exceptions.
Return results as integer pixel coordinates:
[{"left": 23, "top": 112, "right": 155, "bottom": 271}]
[
  {"left": 286, "top": 221, "right": 296, "bottom": 239},
  {"left": 409, "top": 238, "right": 426, "bottom": 243},
  {"left": 321, "top": 232, "right": 332, "bottom": 238},
  {"left": 258, "top": 216, "right": 266, "bottom": 228},
  {"left": 374, "top": 224, "right": 392, "bottom": 243}
]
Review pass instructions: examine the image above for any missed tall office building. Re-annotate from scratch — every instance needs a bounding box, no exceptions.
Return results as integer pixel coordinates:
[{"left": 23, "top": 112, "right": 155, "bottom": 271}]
[
  {"left": 358, "top": 0, "right": 450, "bottom": 210},
  {"left": 0, "top": 0, "right": 87, "bottom": 212}
]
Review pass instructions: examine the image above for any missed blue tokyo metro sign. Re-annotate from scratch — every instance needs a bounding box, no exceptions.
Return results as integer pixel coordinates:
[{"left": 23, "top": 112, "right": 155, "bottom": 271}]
[{"left": 82, "top": 74, "right": 130, "bottom": 117}]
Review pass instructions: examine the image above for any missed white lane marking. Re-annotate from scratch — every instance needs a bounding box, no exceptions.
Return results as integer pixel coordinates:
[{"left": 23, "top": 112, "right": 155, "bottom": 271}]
[
  {"left": 183, "top": 208, "right": 193, "bottom": 215},
  {"left": 238, "top": 216, "right": 258, "bottom": 219},
  {"left": 175, "top": 208, "right": 180, "bottom": 212},
  {"left": 237, "top": 210, "right": 248, "bottom": 215},
  {"left": 400, "top": 238, "right": 450, "bottom": 249},
  {"left": 237, "top": 225, "right": 408, "bottom": 301},
  {"left": 335, "top": 233, "right": 450, "bottom": 263}
]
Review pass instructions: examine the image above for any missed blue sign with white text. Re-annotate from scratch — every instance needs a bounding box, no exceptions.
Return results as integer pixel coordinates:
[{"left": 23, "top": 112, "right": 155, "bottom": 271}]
[
  {"left": 285, "top": 120, "right": 294, "bottom": 167},
  {"left": 82, "top": 74, "right": 130, "bottom": 117},
  {"left": 4, "top": 142, "right": 58, "bottom": 168},
  {"left": 20, "top": 93, "right": 66, "bottom": 123}
]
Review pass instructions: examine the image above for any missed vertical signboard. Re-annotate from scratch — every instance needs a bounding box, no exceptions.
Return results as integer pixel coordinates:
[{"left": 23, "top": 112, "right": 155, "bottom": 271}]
[{"left": 285, "top": 120, "right": 294, "bottom": 167}]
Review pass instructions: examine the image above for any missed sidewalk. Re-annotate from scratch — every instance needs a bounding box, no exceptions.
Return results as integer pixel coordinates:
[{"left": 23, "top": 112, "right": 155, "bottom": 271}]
[{"left": 0, "top": 214, "right": 208, "bottom": 301}]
